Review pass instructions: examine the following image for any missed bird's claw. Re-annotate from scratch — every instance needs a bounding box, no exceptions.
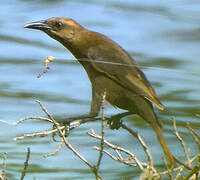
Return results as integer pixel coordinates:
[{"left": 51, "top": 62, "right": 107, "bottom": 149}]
[{"left": 107, "top": 116, "right": 122, "bottom": 129}]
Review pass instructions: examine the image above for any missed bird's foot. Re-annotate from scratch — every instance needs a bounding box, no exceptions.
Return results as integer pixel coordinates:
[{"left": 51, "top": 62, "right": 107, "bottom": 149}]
[
  {"left": 107, "top": 114, "right": 123, "bottom": 129},
  {"left": 107, "top": 112, "right": 133, "bottom": 129}
]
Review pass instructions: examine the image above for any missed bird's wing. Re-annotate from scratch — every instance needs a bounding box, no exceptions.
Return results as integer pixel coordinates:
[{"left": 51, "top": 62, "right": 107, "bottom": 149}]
[{"left": 87, "top": 45, "right": 164, "bottom": 110}]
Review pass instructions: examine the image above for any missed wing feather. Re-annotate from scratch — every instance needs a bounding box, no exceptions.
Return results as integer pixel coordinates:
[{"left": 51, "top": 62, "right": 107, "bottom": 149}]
[{"left": 88, "top": 44, "right": 164, "bottom": 110}]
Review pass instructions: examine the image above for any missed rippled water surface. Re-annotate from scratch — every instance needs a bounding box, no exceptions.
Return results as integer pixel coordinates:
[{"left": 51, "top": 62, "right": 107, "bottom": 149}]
[{"left": 0, "top": 0, "right": 200, "bottom": 179}]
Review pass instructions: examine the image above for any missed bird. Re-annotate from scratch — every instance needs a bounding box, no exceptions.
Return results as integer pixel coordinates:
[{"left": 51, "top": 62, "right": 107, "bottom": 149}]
[{"left": 24, "top": 17, "right": 174, "bottom": 165}]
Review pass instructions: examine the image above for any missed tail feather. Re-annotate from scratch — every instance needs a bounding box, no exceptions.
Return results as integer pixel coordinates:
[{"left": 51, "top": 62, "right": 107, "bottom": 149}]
[
  {"left": 152, "top": 123, "right": 175, "bottom": 166},
  {"left": 129, "top": 94, "right": 174, "bottom": 165}
]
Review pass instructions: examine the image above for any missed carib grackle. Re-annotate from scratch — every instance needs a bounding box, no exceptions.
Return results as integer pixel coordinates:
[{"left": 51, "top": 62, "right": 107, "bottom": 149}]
[{"left": 24, "top": 17, "right": 174, "bottom": 165}]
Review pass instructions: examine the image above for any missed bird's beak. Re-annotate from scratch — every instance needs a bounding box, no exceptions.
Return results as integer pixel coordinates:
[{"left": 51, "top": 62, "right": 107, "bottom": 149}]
[{"left": 24, "top": 20, "right": 51, "bottom": 31}]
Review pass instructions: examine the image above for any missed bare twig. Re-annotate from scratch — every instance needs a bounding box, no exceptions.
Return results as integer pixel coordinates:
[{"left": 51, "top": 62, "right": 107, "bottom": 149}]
[
  {"left": 36, "top": 101, "right": 93, "bottom": 166},
  {"left": 13, "top": 115, "right": 102, "bottom": 143},
  {"left": 36, "top": 101, "right": 59, "bottom": 126},
  {"left": 173, "top": 156, "right": 191, "bottom": 170},
  {"left": 0, "top": 153, "right": 7, "bottom": 180},
  {"left": 43, "top": 140, "right": 64, "bottom": 157},
  {"left": 13, "top": 127, "right": 63, "bottom": 141},
  {"left": 183, "top": 158, "right": 200, "bottom": 180},
  {"left": 173, "top": 119, "right": 191, "bottom": 167},
  {"left": 94, "top": 146, "right": 137, "bottom": 166},
  {"left": 175, "top": 163, "right": 185, "bottom": 180},
  {"left": 160, "top": 155, "right": 199, "bottom": 176},
  {"left": 35, "top": 101, "right": 102, "bottom": 179},
  {"left": 15, "top": 116, "right": 53, "bottom": 124},
  {"left": 88, "top": 129, "right": 146, "bottom": 170},
  {"left": 37, "top": 56, "right": 55, "bottom": 78},
  {"left": 186, "top": 123, "right": 200, "bottom": 151},
  {"left": 96, "top": 92, "right": 106, "bottom": 170},
  {"left": 0, "top": 116, "right": 52, "bottom": 125},
  {"left": 20, "top": 147, "right": 30, "bottom": 180},
  {"left": 163, "top": 157, "right": 173, "bottom": 180},
  {"left": 121, "top": 123, "right": 154, "bottom": 168},
  {"left": 13, "top": 115, "right": 102, "bottom": 141},
  {"left": 12, "top": 99, "right": 200, "bottom": 179}
]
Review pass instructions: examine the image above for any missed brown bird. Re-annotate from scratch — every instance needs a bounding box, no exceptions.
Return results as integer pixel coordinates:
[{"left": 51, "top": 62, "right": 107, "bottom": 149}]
[{"left": 24, "top": 17, "right": 174, "bottom": 165}]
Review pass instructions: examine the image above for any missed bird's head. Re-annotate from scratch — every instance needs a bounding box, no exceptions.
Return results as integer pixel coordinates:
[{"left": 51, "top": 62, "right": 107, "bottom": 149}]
[{"left": 24, "top": 17, "right": 84, "bottom": 43}]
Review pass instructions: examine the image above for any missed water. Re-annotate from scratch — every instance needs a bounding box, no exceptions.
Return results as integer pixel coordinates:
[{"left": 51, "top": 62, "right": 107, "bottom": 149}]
[{"left": 0, "top": 0, "right": 200, "bottom": 179}]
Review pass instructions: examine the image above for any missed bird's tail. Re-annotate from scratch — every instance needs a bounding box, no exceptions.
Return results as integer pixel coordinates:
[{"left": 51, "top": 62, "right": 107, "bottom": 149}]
[
  {"left": 134, "top": 99, "right": 174, "bottom": 165},
  {"left": 151, "top": 121, "right": 175, "bottom": 166},
  {"left": 129, "top": 94, "right": 174, "bottom": 165}
]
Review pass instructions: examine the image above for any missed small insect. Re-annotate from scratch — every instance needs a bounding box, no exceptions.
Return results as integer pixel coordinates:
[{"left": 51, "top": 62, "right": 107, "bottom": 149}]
[{"left": 37, "top": 56, "right": 55, "bottom": 78}]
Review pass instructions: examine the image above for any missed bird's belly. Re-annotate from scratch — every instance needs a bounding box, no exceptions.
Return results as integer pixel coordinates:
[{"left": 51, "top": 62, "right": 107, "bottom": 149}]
[{"left": 92, "top": 76, "right": 136, "bottom": 111}]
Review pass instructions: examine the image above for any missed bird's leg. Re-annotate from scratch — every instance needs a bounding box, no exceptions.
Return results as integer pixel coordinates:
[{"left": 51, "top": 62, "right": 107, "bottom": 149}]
[
  {"left": 108, "top": 111, "right": 133, "bottom": 129},
  {"left": 89, "top": 86, "right": 102, "bottom": 117},
  {"left": 57, "top": 114, "right": 98, "bottom": 126}
]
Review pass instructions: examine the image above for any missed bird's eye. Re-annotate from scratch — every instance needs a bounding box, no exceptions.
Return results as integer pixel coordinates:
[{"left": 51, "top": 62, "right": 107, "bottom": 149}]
[{"left": 56, "top": 21, "right": 63, "bottom": 29}]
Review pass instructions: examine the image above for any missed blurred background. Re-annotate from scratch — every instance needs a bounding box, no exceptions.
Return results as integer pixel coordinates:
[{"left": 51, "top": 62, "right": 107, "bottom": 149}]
[{"left": 0, "top": 0, "right": 200, "bottom": 179}]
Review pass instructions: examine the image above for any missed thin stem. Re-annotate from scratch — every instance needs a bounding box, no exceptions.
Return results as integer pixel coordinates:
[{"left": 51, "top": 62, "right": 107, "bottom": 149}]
[
  {"left": 20, "top": 147, "right": 30, "bottom": 180},
  {"left": 96, "top": 92, "right": 106, "bottom": 169}
]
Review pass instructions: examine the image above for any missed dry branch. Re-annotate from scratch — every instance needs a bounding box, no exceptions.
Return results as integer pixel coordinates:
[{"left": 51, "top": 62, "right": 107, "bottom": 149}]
[
  {"left": 10, "top": 100, "right": 200, "bottom": 180},
  {"left": 20, "top": 147, "right": 30, "bottom": 180}
]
